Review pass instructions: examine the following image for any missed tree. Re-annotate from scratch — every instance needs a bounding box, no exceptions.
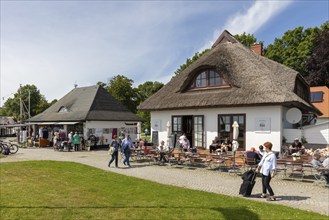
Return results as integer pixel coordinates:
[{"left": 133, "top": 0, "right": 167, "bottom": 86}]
[
  {"left": 0, "top": 84, "right": 50, "bottom": 121},
  {"left": 305, "top": 22, "right": 329, "bottom": 87},
  {"left": 96, "top": 81, "right": 106, "bottom": 88},
  {"left": 264, "top": 26, "right": 320, "bottom": 76},
  {"left": 174, "top": 49, "right": 210, "bottom": 75},
  {"left": 135, "top": 81, "right": 163, "bottom": 104},
  {"left": 135, "top": 81, "right": 164, "bottom": 131},
  {"left": 105, "top": 75, "right": 137, "bottom": 113},
  {"left": 234, "top": 32, "right": 258, "bottom": 47}
]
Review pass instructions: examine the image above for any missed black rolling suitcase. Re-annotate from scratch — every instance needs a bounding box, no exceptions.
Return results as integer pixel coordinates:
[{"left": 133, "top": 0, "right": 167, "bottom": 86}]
[{"left": 239, "top": 169, "right": 257, "bottom": 197}]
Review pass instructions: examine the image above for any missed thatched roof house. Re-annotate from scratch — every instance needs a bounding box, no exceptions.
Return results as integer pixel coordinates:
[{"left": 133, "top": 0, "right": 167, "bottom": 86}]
[
  {"left": 138, "top": 30, "right": 320, "bottom": 151},
  {"left": 138, "top": 30, "right": 319, "bottom": 115}
]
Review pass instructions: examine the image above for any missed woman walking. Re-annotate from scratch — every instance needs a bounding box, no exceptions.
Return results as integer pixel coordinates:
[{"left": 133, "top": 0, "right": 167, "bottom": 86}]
[
  {"left": 256, "top": 141, "right": 277, "bottom": 201},
  {"left": 108, "top": 135, "right": 120, "bottom": 168}
]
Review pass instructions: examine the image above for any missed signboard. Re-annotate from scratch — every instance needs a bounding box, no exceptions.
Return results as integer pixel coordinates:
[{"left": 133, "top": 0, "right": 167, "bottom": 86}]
[
  {"left": 255, "top": 117, "right": 271, "bottom": 133},
  {"left": 152, "top": 131, "right": 159, "bottom": 146},
  {"left": 153, "top": 120, "right": 161, "bottom": 130}
]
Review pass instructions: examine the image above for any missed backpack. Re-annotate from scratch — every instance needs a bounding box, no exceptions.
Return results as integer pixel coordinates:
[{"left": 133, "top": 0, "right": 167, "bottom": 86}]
[{"left": 2, "top": 147, "right": 10, "bottom": 155}]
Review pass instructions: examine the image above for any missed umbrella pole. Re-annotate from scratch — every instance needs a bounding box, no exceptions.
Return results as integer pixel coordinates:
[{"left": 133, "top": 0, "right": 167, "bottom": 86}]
[{"left": 233, "top": 151, "right": 235, "bottom": 172}]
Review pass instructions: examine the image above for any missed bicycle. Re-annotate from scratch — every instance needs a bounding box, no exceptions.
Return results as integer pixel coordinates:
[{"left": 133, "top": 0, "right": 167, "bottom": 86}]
[{"left": 0, "top": 140, "right": 19, "bottom": 154}]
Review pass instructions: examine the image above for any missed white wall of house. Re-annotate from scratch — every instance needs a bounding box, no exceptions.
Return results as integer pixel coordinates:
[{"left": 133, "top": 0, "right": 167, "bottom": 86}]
[
  {"left": 84, "top": 121, "right": 139, "bottom": 144},
  {"left": 283, "top": 129, "right": 302, "bottom": 144},
  {"left": 151, "top": 105, "right": 283, "bottom": 152},
  {"left": 303, "top": 122, "right": 329, "bottom": 146}
]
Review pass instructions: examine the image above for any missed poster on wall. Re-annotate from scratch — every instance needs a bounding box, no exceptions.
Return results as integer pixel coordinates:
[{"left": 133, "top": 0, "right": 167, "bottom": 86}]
[
  {"left": 153, "top": 119, "right": 161, "bottom": 131},
  {"left": 255, "top": 117, "right": 271, "bottom": 133}
]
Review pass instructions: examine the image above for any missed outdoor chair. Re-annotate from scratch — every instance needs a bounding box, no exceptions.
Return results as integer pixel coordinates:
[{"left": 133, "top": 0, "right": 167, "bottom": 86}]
[
  {"left": 244, "top": 157, "right": 257, "bottom": 171},
  {"left": 227, "top": 156, "right": 244, "bottom": 174},
  {"left": 166, "top": 148, "right": 176, "bottom": 165},
  {"left": 313, "top": 170, "right": 328, "bottom": 185},
  {"left": 144, "top": 149, "right": 158, "bottom": 164},
  {"left": 191, "top": 153, "right": 211, "bottom": 168},
  {"left": 301, "top": 155, "right": 313, "bottom": 175},
  {"left": 210, "top": 155, "right": 226, "bottom": 170},
  {"left": 177, "top": 152, "right": 191, "bottom": 166},
  {"left": 290, "top": 160, "right": 304, "bottom": 179},
  {"left": 276, "top": 159, "right": 287, "bottom": 177}
]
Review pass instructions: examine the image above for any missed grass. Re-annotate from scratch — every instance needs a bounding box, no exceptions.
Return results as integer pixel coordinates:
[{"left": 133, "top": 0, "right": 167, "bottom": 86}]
[{"left": 0, "top": 161, "right": 327, "bottom": 220}]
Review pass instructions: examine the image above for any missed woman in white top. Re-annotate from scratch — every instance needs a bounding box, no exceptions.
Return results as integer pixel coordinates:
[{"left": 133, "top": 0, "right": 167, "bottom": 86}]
[
  {"left": 256, "top": 141, "right": 277, "bottom": 201},
  {"left": 157, "top": 140, "right": 168, "bottom": 162}
]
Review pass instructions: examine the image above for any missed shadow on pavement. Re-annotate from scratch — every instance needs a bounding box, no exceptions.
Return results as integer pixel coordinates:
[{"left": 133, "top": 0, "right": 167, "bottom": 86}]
[{"left": 276, "top": 195, "right": 310, "bottom": 201}]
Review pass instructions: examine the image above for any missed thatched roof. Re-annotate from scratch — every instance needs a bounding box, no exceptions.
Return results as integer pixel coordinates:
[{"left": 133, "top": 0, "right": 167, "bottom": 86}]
[
  {"left": 30, "top": 85, "right": 142, "bottom": 122},
  {"left": 138, "top": 30, "right": 321, "bottom": 115}
]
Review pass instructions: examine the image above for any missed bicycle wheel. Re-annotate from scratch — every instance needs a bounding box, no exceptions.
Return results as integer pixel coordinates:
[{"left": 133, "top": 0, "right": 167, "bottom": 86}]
[
  {"left": 9, "top": 144, "right": 19, "bottom": 154},
  {"left": 0, "top": 144, "right": 3, "bottom": 153}
]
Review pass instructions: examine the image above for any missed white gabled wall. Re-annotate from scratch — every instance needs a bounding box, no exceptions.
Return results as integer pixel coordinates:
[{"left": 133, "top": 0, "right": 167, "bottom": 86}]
[
  {"left": 85, "top": 121, "right": 139, "bottom": 144},
  {"left": 151, "top": 105, "right": 283, "bottom": 152}
]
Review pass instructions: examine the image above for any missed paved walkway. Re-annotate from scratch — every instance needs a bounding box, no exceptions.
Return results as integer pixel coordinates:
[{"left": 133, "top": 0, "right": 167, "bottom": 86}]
[{"left": 1, "top": 148, "right": 328, "bottom": 216}]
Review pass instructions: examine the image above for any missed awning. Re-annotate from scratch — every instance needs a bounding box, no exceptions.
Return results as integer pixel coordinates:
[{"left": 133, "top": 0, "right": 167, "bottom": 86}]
[
  {"left": 55, "top": 122, "right": 79, "bottom": 125},
  {"left": 0, "top": 124, "right": 27, "bottom": 128},
  {"left": 36, "top": 122, "right": 58, "bottom": 125}
]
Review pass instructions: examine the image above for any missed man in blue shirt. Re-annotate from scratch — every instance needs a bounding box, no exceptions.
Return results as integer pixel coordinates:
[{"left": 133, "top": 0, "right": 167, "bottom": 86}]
[{"left": 121, "top": 135, "right": 134, "bottom": 167}]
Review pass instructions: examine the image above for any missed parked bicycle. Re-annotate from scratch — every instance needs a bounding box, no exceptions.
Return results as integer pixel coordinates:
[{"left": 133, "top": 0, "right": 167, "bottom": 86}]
[{"left": 0, "top": 140, "right": 19, "bottom": 154}]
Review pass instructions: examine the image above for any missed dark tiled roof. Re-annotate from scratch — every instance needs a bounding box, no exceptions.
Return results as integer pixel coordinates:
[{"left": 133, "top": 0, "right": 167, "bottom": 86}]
[{"left": 30, "top": 85, "right": 142, "bottom": 122}]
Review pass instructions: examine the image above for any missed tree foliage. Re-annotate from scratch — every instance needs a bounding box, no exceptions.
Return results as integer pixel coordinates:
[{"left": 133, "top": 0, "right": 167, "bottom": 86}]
[
  {"left": 105, "top": 75, "right": 137, "bottom": 113},
  {"left": 0, "top": 84, "right": 50, "bottom": 121},
  {"left": 174, "top": 49, "right": 209, "bottom": 75},
  {"left": 264, "top": 26, "right": 320, "bottom": 76},
  {"left": 305, "top": 22, "right": 329, "bottom": 87},
  {"left": 135, "top": 81, "right": 164, "bottom": 131},
  {"left": 234, "top": 32, "right": 258, "bottom": 47},
  {"left": 135, "top": 81, "right": 163, "bottom": 104}
]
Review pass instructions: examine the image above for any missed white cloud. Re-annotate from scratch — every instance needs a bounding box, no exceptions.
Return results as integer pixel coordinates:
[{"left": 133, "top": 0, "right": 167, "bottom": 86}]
[
  {"left": 200, "top": 0, "right": 293, "bottom": 51},
  {"left": 0, "top": 1, "right": 298, "bottom": 106}
]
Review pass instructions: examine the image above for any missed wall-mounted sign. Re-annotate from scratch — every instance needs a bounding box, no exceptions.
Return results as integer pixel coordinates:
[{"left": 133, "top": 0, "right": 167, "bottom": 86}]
[
  {"left": 153, "top": 119, "right": 161, "bottom": 131},
  {"left": 255, "top": 117, "right": 271, "bottom": 133}
]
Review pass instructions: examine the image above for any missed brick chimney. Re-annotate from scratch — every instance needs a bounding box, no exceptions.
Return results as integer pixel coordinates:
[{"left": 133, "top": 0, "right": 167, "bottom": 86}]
[{"left": 250, "top": 43, "right": 263, "bottom": 56}]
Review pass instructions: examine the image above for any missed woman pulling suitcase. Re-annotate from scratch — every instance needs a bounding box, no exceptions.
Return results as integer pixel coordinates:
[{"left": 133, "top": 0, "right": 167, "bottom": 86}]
[{"left": 256, "top": 141, "right": 277, "bottom": 201}]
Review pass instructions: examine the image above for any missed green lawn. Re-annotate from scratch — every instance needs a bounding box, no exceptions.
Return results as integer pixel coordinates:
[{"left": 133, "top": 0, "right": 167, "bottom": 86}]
[{"left": 0, "top": 161, "right": 326, "bottom": 220}]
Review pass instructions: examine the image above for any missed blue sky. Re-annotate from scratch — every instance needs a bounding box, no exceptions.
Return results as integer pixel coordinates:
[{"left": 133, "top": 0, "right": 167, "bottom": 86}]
[{"left": 1, "top": 0, "right": 328, "bottom": 106}]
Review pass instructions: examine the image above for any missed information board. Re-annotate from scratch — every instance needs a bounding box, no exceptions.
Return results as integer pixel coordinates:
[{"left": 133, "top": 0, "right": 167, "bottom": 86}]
[{"left": 152, "top": 131, "right": 159, "bottom": 146}]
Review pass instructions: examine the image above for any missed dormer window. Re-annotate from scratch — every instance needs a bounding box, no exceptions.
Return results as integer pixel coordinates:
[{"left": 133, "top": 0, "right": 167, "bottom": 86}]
[
  {"left": 58, "top": 106, "right": 69, "bottom": 113},
  {"left": 190, "top": 70, "right": 228, "bottom": 89}
]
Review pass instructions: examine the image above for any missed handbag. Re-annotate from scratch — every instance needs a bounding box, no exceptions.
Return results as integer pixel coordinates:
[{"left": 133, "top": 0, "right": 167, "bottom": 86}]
[{"left": 109, "top": 147, "right": 114, "bottom": 154}]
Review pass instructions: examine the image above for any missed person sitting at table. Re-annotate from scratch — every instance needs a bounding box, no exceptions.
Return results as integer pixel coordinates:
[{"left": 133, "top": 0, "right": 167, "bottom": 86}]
[
  {"left": 221, "top": 138, "right": 232, "bottom": 153},
  {"left": 157, "top": 140, "right": 168, "bottom": 163},
  {"left": 311, "top": 151, "right": 329, "bottom": 187},
  {"left": 257, "top": 145, "right": 265, "bottom": 158},
  {"left": 322, "top": 154, "right": 329, "bottom": 168},
  {"left": 209, "top": 136, "right": 221, "bottom": 153},
  {"left": 289, "top": 138, "right": 305, "bottom": 155},
  {"left": 245, "top": 147, "right": 261, "bottom": 164},
  {"left": 178, "top": 135, "right": 190, "bottom": 152},
  {"left": 190, "top": 145, "right": 198, "bottom": 154}
]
